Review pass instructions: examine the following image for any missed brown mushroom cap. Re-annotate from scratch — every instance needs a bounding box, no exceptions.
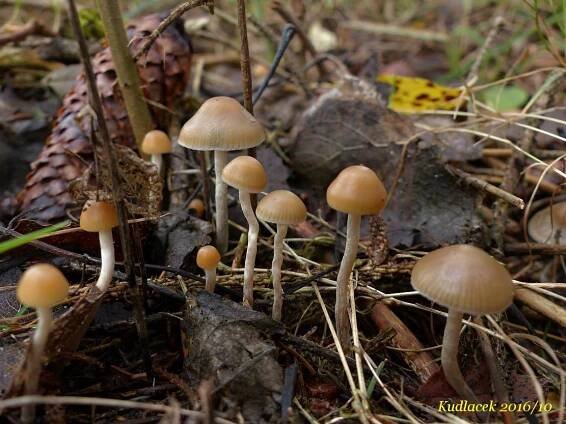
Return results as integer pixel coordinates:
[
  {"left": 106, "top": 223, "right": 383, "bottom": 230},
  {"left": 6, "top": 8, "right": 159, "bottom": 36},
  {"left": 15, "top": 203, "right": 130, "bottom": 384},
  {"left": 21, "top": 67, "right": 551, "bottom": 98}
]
[
  {"left": 196, "top": 245, "right": 221, "bottom": 269},
  {"left": 188, "top": 198, "right": 205, "bottom": 217},
  {"left": 178, "top": 97, "right": 266, "bottom": 151},
  {"left": 141, "top": 130, "right": 172, "bottom": 155},
  {"left": 528, "top": 202, "right": 566, "bottom": 244},
  {"left": 17, "top": 263, "right": 69, "bottom": 308},
  {"left": 326, "top": 165, "right": 387, "bottom": 215},
  {"left": 411, "top": 244, "right": 513, "bottom": 315},
  {"left": 80, "top": 200, "right": 119, "bottom": 232},
  {"left": 222, "top": 156, "right": 267, "bottom": 193},
  {"left": 256, "top": 190, "right": 307, "bottom": 225}
]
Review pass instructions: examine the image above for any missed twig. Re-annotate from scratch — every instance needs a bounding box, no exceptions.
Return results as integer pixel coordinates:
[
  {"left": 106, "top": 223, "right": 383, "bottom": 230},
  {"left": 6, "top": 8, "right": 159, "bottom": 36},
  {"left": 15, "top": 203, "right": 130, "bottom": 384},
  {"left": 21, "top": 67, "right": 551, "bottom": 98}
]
[
  {"left": 68, "top": 0, "right": 153, "bottom": 378},
  {"left": 95, "top": 0, "right": 154, "bottom": 150},
  {"left": 252, "top": 24, "right": 296, "bottom": 105},
  {"left": 134, "top": 0, "right": 213, "bottom": 60},
  {"left": 514, "top": 288, "right": 566, "bottom": 327},
  {"left": 0, "top": 395, "right": 234, "bottom": 423},
  {"left": 0, "top": 20, "right": 51, "bottom": 46},
  {"left": 341, "top": 20, "right": 448, "bottom": 42},
  {"left": 370, "top": 302, "right": 440, "bottom": 383},
  {"left": 504, "top": 242, "right": 566, "bottom": 255},
  {"left": 445, "top": 164, "right": 525, "bottom": 209}
]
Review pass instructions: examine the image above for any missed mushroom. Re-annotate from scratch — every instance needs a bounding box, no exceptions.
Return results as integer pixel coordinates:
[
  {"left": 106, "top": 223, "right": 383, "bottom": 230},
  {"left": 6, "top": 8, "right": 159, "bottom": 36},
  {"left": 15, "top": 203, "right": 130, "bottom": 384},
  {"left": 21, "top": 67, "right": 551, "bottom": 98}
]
[
  {"left": 411, "top": 244, "right": 513, "bottom": 402},
  {"left": 197, "top": 245, "right": 221, "bottom": 293},
  {"left": 17, "top": 263, "right": 69, "bottom": 422},
  {"left": 80, "top": 200, "right": 119, "bottom": 292},
  {"left": 256, "top": 190, "right": 307, "bottom": 320},
  {"left": 222, "top": 155, "right": 267, "bottom": 307},
  {"left": 528, "top": 201, "right": 566, "bottom": 244},
  {"left": 178, "top": 97, "right": 266, "bottom": 254},
  {"left": 141, "top": 130, "right": 172, "bottom": 173},
  {"left": 326, "top": 165, "right": 387, "bottom": 349},
  {"left": 188, "top": 198, "right": 205, "bottom": 218}
]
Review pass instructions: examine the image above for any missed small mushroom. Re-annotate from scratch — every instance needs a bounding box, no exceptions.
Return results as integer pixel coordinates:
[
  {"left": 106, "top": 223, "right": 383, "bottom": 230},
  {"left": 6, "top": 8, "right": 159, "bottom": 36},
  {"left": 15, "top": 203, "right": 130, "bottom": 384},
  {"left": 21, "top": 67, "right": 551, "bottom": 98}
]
[
  {"left": 178, "top": 97, "right": 266, "bottom": 253},
  {"left": 528, "top": 202, "right": 566, "bottom": 244},
  {"left": 141, "top": 130, "right": 172, "bottom": 173},
  {"left": 222, "top": 155, "right": 267, "bottom": 307},
  {"left": 17, "top": 263, "right": 69, "bottom": 422},
  {"left": 197, "top": 245, "right": 221, "bottom": 293},
  {"left": 326, "top": 165, "right": 387, "bottom": 349},
  {"left": 411, "top": 244, "right": 513, "bottom": 402},
  {"left": 188, "top": 198, "right": 205, "bottom": 218},
  {"left": 256, "top": 190, "right": 307, "bottom": 320},
  {"left": 80, "top": 200, "right": 119, "bottom": 292}
]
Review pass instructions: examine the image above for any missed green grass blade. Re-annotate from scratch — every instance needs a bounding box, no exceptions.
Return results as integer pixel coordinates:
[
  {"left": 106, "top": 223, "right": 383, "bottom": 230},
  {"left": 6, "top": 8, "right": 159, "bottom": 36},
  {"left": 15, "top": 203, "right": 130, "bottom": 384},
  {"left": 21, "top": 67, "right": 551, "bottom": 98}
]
[{"left": 0, "top": 220, "right": 71, "bottom": 255}]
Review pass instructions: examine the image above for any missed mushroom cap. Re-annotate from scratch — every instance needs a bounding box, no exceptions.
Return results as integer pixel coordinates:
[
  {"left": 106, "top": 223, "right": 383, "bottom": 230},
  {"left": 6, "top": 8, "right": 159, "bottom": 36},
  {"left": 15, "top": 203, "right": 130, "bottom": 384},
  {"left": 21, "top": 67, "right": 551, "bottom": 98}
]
[
  {"left": 188, "top": 198, "right": 205, "bottom": 218},
  {"left": 326, "top": 165, "right": 387, "bottom": 215},
  {"left": 411, "top": 244, "right": 513, "bottom": 315},
  {"left": 256, "top": 190, "right": 307, "bottom": 225},
  {"left": 528, "top": 202, "right": 566, "bottom": 244},
  {"left": 17, "top": 263, "right": 69, "bottom": 308},
  {"left": 222, "top": 156, "right": 267, "bottom": 193},
  {"left": 80, "top": 200, "right": 119, "bottom": 232},
  {"left": 196, "top": 245, "right": 221, "bottom": 269},
  {"left": 178, "top": 97, "right": 266, "bottom": 151},
  {"left": 141, "top": 130, "right": 172, "bottom": 154}
]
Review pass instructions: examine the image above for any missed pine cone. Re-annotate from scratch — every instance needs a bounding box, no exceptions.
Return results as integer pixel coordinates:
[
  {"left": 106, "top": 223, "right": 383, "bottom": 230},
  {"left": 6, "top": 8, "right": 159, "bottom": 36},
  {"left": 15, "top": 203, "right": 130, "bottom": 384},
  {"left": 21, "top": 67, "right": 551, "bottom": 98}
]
[{"left": 16, "top": 14, "right": 192, "bottom": 223}]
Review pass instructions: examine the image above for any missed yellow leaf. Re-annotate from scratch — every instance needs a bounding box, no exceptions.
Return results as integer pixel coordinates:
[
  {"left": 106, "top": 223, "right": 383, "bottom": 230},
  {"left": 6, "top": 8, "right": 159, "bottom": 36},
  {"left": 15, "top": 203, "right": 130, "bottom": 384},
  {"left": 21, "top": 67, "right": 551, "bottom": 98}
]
[{"left": 377, "top": 74, "right": 465, "bottom": 113}]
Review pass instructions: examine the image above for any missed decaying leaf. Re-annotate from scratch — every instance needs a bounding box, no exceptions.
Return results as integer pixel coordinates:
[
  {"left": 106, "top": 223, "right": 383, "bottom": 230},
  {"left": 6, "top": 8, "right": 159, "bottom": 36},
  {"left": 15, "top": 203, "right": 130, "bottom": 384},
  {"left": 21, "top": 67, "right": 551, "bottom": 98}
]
[
  {"left": 69, "top": 144, "right": 162, "bottom": 218},
  {"left": 290, "top": 75, "right": 480, "bottom": 248},
  {"left": 378, "top": 74, "right": 464, "bottom": 113}
]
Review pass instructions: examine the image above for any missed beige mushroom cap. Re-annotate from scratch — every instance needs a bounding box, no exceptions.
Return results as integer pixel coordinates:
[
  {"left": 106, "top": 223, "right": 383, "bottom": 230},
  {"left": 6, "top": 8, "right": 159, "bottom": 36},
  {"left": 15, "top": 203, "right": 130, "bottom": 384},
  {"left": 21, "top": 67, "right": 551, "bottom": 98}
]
[
  {"left": 222, "top": 156, "right": 267, "bottom": 193},
  {"left": 197, "top": 245, "right": 221, "bottom": 270},
  {"left": 80, "top": 200, "right": 119, "bottom": 232},
  {"left": 528, "top": 202, "right": 566, "bottom": 244},
  {"left": 141, "top": 130, "right": 172, "bottom": 155},
  {"left": 178, "top": 97, "right": 266, "bottom": 151},
  {"left": 326, "top": 165, "right": 387, "bottom": 215},
  {"left": 256, "top": 190, "right": 307, "bottom": 225},
  {"left": 17, "top": 263, "right": 69, "bottom": 308},
  {"left": 411, "top": 244, "right": 513, "bottom": 315}
]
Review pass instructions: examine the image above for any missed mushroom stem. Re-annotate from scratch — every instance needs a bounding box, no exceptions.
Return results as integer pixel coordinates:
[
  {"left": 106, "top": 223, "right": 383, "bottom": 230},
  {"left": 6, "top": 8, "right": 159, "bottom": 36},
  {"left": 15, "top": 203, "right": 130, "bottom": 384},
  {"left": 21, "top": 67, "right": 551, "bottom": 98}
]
[
  {"left": 214, "top": 150, "right": 229, "bottom": 253},
  {"left": 239, "top": 189, "right": 259, "bottom": 307},
  {"left": 150, "top": 153, "right": 163, "bottom": 173},
  {"left": 95, "top": 229, "right": 115, "bottom": 292},
  {"left": 204, "top": 267, "right": 217, "bottom": 293},
  {"left": 441, "top": 309, "right": 479, "bottom": 402},
  {"left": 271, "top": 224, "right": 288, "bottom": 321},
  {"left": 335, "top": 213, "right": 361, "bottom": 351},
  {"left": 22, "top": 306, "right": 52, "bottom": 422}
]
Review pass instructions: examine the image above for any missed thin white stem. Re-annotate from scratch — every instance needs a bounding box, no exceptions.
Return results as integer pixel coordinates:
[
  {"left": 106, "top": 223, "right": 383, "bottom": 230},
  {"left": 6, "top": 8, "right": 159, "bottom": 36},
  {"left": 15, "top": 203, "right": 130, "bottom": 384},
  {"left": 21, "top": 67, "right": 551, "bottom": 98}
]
[
  {"left": 335, "top": 213, "right": 361, "bottom": 352},
  {"left": 205, "top": 268, "right": 217, "bottom": 293},
  {"left": 271, "top": 224, "right": 287, "bottom": 321},
  {"left": 150, "top": 154, "right": 163, "bottom": 174},
  {"left": 214, "top": 151, "right": 229, "bottom": 254},
  {"left": 442, "top": 309, "right": 478, "bottom": 403},
  {"left": 22, "top": 306, "right": 52, "bottom": 423},
  {"left": 239, "top": 190, "right": 258, "bottom": 308},
  {"left": 95, "top": 230, "right": 115, "bottom": 292}
]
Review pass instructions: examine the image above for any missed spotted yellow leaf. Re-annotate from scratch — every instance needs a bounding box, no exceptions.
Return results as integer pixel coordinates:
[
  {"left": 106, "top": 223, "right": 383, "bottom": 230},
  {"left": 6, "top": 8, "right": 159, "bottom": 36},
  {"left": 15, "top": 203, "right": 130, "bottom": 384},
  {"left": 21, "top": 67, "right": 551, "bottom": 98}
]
[{"left": 377, "top": 75, "right": 465, "bottom": 113}]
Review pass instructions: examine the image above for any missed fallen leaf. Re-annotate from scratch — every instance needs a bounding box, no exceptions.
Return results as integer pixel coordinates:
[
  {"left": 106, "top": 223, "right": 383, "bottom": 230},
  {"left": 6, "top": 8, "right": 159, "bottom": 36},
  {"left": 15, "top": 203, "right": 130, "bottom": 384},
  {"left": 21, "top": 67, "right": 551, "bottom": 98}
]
[
  {"left": 378, "top": 74, "right": 464, "bottom": 113},
  {"left": 479, "top": 85, "right": 529, "bottom": 112}
]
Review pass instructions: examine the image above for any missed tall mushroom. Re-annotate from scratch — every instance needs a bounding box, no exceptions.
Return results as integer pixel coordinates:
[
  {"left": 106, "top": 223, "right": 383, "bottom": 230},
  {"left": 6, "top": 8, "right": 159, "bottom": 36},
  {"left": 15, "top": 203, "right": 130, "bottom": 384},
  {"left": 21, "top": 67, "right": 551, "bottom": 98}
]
[
  {"left": 141, "top": 130, "right": 172, "bottom": 174},
  {"left": 178, "top": 97, "right": 266, "bottom": 254},
  {"left": 17, "top": 263, "right": 69, "bottom": 422},
  {"left": 411, "top": 244, "right": 513, "bottom": 402},
  {"left": 80, "top": 200, "right": 119, "bottom": 292},
  {"left": 256, "top": 190, "right": 307, "bottom": 320},
  {"left": 326, "top": 165, "right": 387, "bottom": 350},
  {"left": 222, "top": 155, "right": 267, "bottom": 307},
  {"left": 197, "top": 245, "right": 221, "bottom": 293}
]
